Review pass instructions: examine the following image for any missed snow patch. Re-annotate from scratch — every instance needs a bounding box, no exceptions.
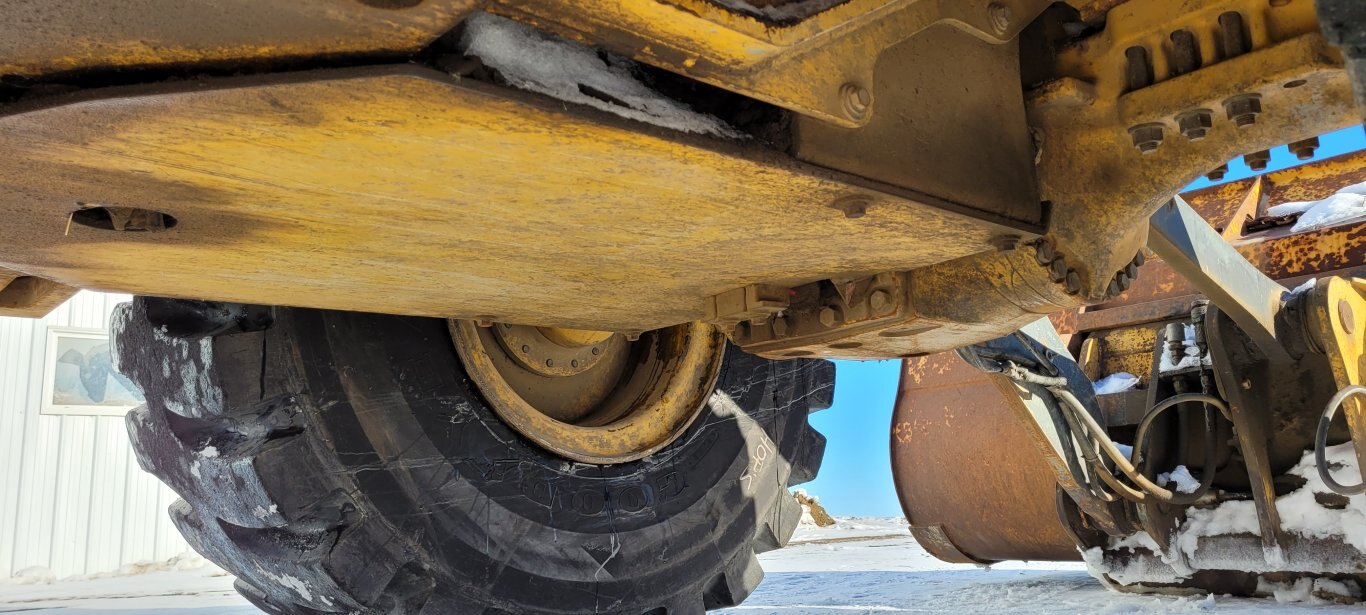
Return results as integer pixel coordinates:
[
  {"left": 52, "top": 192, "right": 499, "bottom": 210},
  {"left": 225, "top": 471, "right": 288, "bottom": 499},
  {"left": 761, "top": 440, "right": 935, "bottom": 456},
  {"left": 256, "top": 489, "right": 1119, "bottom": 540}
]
[
  {"left": 1159, "top": 324, "right": 1211, "bottom": 373},
  {"left": 1291, "top": 193, "right": 1366, "bottom": 233},
  {"left": 2, "top": 552, "right": 211, "bottom": 586},
  {"left": 199, "top": 446, "right": 219, "bottom": 459},
  {"left": 1264, "top": 181, "right": 1366, "bottom": 232},
  {"left": 2, "top": 566, "right": 56, "bottom": 586},
  {"left": 459, "top": 13, "right": 741, "bottom": 138},
  {"left": 1156, "top": 466, "right": 1200, "bottom": 494},
  {"left": 1091, "top": 443, "right": 1366, "bottom": 588},
  {"left": 1093, "top": 372, "right": 1139, "bottom": 395},
  {"left": 1286, "top": 278, "right": 1317, "bottom": 299},
  {"left": 255, "top": 567, "right": 314, "bottom": 603}
]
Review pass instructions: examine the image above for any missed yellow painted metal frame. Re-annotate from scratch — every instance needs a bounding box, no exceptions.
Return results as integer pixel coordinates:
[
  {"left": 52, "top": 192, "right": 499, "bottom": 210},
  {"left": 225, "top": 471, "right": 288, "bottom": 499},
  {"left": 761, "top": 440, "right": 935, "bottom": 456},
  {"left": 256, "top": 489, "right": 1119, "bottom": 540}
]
[
  {"left": 0, "top": 66, "right": 1011, "bottom": 332},
  {"left": 488, "top": 0, "right": 1054, "bottom": 127}
]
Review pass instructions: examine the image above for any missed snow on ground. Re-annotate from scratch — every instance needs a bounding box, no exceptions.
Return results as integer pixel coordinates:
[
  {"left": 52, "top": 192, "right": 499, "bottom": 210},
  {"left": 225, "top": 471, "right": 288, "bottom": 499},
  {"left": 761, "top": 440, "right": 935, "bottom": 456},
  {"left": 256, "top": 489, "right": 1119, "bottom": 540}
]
[{"left": 3, "top": 518, "right": 1360, "bottom": 614}]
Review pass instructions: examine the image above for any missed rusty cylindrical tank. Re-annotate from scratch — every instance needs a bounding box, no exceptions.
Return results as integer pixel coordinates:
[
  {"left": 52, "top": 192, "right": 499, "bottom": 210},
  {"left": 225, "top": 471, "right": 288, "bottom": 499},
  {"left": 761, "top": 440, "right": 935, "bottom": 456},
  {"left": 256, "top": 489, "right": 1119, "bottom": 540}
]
[{"left": 891, "top": 149, "right": 1366, "bottom": 565}]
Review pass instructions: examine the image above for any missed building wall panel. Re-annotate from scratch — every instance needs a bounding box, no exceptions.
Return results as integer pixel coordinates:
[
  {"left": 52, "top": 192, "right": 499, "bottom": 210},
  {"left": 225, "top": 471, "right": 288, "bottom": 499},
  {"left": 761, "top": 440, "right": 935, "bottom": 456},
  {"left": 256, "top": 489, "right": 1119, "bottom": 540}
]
[{"left": 0, "top": 292, "right": 188, "bottom": 578}]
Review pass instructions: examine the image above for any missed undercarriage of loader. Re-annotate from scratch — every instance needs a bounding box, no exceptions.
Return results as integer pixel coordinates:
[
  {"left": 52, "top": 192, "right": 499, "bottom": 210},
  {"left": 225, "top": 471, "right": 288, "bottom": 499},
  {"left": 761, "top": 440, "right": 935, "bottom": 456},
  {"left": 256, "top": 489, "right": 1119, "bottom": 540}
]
[{"left": 2, "top": 0, "right": 1366, "bottom": 612}]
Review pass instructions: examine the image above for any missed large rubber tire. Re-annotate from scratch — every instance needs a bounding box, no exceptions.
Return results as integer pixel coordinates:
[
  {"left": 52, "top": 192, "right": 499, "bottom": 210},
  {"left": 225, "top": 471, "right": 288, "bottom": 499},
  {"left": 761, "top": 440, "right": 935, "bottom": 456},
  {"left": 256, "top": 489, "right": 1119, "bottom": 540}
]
[{"left": 115, "top": 298, "right": 832, "bottom": 614}]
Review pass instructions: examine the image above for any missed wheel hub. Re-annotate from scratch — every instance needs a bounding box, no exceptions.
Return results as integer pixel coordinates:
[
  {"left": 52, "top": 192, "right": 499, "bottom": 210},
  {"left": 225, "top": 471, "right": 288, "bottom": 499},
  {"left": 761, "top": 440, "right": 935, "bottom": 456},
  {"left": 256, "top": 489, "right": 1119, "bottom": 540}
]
[
  {"left": 496, "top": 324, "right": 616, "bottom": 377},
  {"left": 449, "top": 320, "right": 724, "bottom": 464}
]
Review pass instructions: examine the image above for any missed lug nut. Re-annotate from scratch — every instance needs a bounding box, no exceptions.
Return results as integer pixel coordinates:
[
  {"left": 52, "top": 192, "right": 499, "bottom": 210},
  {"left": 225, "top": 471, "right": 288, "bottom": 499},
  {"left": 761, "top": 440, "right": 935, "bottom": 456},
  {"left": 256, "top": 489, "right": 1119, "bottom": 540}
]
[
  {"left": 1064, "top": 270, "right": 1082, "bottom": 295},
  {"left": 1207, "top": 164, "right": 1229, "bottom": 181},
  {"left": 1223, "top": 93, "right": 1262, "bottom": 128},
  {"left": 832, "top": 194, "right": 872, "bottom": 219},
  {"left": 869, "top": 290, "right": 893, "bottom": 315},
  {"left": 1116, "top": 272, "right": 1132, "bottom": 291},
  {"left": 1176, "top": 109, "right": 1213, "bottom": 141},
  {"left": 1290, "top": 136, "right": 1320, "bottom": 161},
  {"left": 819, "top": 306, "right": 840, "bottom": 328},
  {"left": 1034, "top": 240, "right": 1056, "bottom": 266},
  {"left": 1128, "top": 123, "right": 1165, "bottom": 154},
  {"left": 988, "top": 2, "right": 1012, "bottom": 35},
  {"left": 1048, "top": 257, "right": 1068, "bottom": 283},
  {"left": 839, "top": 83, "right": 872, "bottom": 122},
  {"left": 1245, "top": 149, "right": 1271, "bottom": 171}
]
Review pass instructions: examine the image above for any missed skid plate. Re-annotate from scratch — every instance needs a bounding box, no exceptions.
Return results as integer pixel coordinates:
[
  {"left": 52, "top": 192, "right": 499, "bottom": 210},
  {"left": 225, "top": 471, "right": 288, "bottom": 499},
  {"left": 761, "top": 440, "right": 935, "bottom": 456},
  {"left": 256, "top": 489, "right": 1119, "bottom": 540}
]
[{"left": 0, "top": 66, "right": 1011, "bottom": 331}]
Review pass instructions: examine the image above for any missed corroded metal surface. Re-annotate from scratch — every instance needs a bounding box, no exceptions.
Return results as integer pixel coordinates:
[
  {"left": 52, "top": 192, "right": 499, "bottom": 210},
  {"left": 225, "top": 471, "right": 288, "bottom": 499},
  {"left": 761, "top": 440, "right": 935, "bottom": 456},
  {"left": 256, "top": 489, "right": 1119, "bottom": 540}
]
[
  {"left": 0, "top": 0, "right": 474, "bottom": 76},
  {"left": 900, "top": 151, "right": 1366, "bottom": 566},
  {"left": 1077, "top": 149, "right": 1366, "bottom": 332},
  {"left": 891, "top": 353, "right": 1083, "bottom": 563},
  {"left": 0, "top": 66, "right": 1013, "bottom": 334}
]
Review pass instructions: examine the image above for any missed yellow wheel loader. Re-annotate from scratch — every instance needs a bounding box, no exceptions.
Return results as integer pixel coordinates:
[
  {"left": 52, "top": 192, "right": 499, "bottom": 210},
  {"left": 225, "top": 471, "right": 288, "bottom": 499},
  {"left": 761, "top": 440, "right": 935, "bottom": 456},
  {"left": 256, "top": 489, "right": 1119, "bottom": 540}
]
[{"left": 1, "top": 0, "right": 1364, "bottom": 612}]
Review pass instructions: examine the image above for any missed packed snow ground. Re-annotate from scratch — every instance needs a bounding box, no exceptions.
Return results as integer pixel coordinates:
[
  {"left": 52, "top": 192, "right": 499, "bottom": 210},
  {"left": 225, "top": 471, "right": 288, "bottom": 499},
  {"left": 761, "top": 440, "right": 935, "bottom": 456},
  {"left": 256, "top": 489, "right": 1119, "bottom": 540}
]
[{"left": 2, "top": 517, "right": 1359, "bottom": 614}]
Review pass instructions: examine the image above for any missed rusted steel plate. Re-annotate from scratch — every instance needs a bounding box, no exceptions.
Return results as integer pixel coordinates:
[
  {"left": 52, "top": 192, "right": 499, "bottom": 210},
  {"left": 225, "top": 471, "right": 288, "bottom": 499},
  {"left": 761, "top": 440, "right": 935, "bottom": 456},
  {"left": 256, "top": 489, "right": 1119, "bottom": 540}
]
[
  {"left": 899, "top": 150, "right": 1366, "bottom": 566},
  {"left": 1079, "top": 149, "right": 1366, "bottom": 330},
  {"left": 892, "top": 353, "right": 1082, "bottom": 563}
]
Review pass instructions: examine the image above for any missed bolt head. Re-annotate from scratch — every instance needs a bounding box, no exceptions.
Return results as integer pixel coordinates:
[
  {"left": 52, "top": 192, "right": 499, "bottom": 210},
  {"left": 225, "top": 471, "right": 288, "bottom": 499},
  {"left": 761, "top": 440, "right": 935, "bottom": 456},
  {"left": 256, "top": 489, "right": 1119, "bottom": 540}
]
[
  {"left": 819, "top": 307, "right": 839, "bottom": 328},
  {"left": 870, "top": 290, "right": 894, "bottom": 315},
  {"left": 1223, "top": 94, "right": 1262, "bottom": 128},
  {"left": 1116, "top": 272, "right": 1132, "bottom": 291},
  {"left": 1128, "top": 123, "right": 1164, "bottom": 154},
  {"left": 1048, "top": 257, "right": 1068, "bottom": 282},
  {"left": 1034, "top": 240, "right": 1056, "bottom": 266},
  {"left": 839, "top": 83, "right": 871, "bottom": 121},
  {"left": 1340, "top": 299, "right": 1356, "bottom": 334},
  {"left": 1107, "top": 279, "right": 1122, "bottom": 297},
  {"left": 772, "top": 316, "right": 789, "bottom": 337},
  {"left": 1132, "top": 251, "right": 1146, "bottom": 267},
  {"left": 832, "top": 194, "right": 872, "bottom": 219},
  {"left": 1176, "top": 110, "right": 1213, "bottom": 141},
  {"left": 988, "top": 2, "right": 1012, "bottom": 35},
  {"left": 1125, "top": 262, "right": 1139, "bottom": 279},
  {"left": 1245, "top": 151, "right": 1271, "bottom": 171},
  {"left": 1064, "top": 270, "right": 1082, "bottom": 295}
]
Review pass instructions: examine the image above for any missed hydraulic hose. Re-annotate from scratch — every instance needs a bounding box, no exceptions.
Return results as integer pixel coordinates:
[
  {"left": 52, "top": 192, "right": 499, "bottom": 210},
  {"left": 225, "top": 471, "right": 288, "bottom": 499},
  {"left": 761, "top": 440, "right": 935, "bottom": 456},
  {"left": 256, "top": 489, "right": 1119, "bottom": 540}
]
[{"left": 1315, "top": 384, "right": 1366, "bottom": 496}]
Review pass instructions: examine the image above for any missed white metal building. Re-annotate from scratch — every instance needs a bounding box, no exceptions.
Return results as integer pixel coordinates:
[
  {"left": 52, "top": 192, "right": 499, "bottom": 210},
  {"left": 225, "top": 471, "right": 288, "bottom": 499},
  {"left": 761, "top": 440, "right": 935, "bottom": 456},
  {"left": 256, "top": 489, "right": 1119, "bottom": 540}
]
[{"left": 1, "top": 291, "right": 188, "bottom": 579}]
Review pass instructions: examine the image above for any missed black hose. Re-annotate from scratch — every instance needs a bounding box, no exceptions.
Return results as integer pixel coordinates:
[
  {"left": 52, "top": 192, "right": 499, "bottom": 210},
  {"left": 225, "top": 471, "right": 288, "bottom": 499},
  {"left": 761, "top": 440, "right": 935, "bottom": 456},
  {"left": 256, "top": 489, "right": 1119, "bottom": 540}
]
[{"left": 1315, "top": 385, "right": 1366, "bottom": 496}]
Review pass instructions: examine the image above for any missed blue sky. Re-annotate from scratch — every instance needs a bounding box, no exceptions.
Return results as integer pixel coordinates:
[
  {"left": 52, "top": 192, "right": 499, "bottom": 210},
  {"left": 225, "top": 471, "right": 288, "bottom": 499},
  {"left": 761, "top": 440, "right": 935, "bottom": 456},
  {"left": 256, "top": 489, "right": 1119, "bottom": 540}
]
[{"left": 803, "top": 125, "right": 1366, "bottom": 517}]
